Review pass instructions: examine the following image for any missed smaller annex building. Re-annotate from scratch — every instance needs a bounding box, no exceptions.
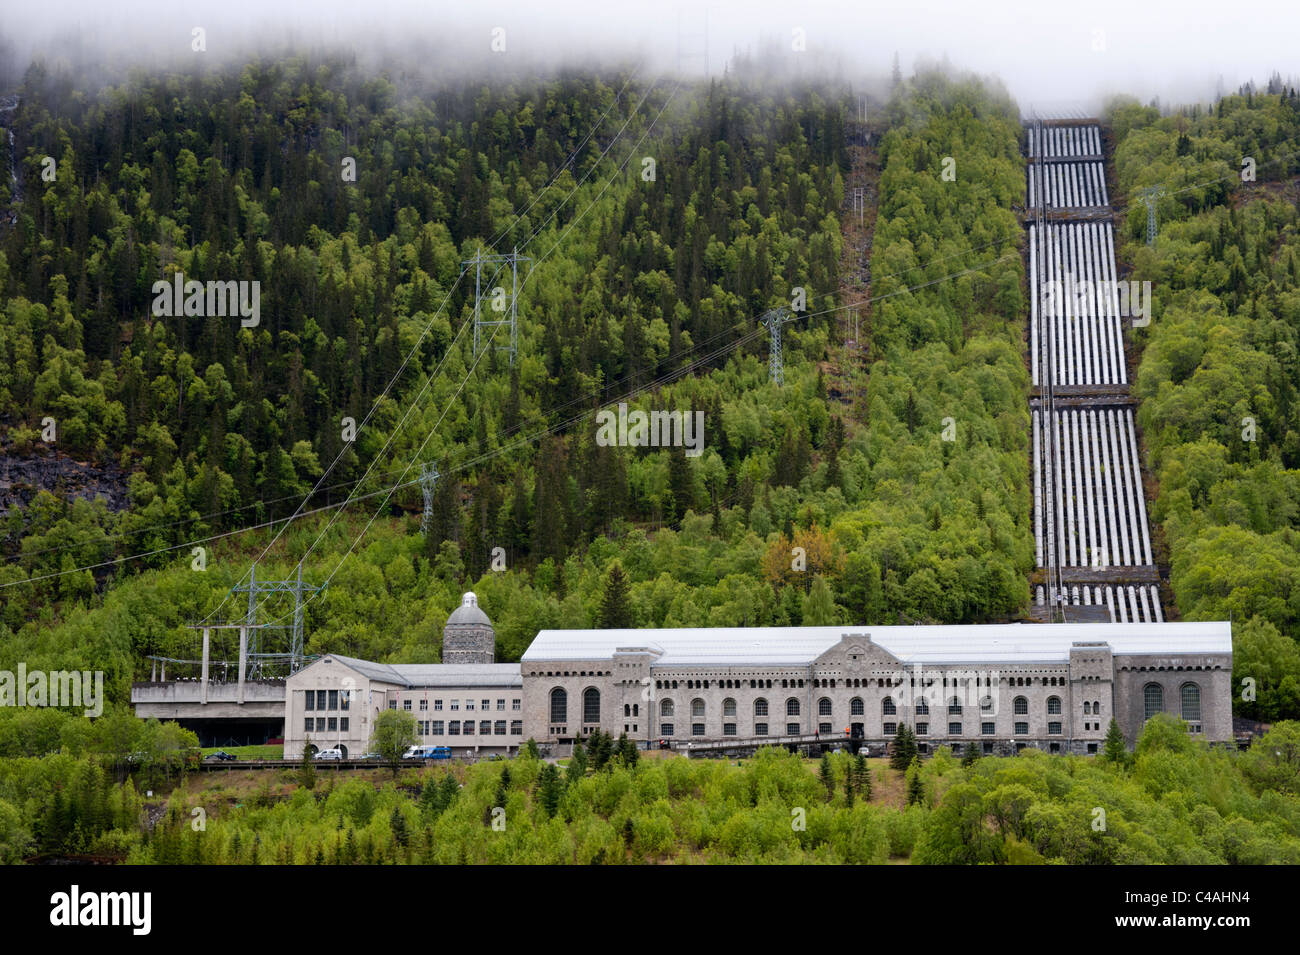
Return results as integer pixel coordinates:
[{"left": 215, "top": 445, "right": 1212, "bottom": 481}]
[{"left": 284, "top": 593, "right": 522, "bottom": 759}]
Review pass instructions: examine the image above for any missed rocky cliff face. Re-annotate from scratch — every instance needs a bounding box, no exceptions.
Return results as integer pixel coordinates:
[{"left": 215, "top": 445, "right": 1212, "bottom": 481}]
[{"left": 0, "top": 448, "right": 129, "bottom": 515}]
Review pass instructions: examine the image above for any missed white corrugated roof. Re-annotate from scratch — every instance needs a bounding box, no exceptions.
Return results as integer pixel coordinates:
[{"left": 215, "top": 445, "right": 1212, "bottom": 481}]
[
  {"left": 521, "top": 622, "right": 1232, "bottom": 667},
  {"left": 323, "top": 654, "right": 521, "bottom": 687}
]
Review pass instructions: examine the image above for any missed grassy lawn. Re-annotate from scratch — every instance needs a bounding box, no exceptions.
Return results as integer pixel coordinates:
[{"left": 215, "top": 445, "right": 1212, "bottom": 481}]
[{"left": 200, "top": 744, "right": 284, "bottom": 760}]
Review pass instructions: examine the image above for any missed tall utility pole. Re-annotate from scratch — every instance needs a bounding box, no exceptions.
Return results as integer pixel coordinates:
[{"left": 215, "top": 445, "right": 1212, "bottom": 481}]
[
  {"left": 419, "top": 462, "right": 440, "bottom": 537},
  {"left": 461, "top": 248, "right": 530, "bottom": 365},
  {"left": 761, "top": 306, "right": 793, "bottom": 386},
  {"left": 1140, "top": 186, "right": 1165, "bottom": 246}
]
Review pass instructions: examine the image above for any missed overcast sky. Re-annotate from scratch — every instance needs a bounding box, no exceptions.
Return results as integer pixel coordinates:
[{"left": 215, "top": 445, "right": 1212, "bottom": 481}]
[{"left": 5, "top": 0, "right": 1298, "bottom": 110}]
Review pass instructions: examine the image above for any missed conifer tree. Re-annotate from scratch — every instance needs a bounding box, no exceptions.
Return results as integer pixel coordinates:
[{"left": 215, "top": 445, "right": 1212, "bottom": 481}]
[
  {"left": 962, "top": 742, "right": 980, "bottom": 768},
  {"left": 597, "top": 561, "right": 635, "bottom": 629},
  {"left": 906, "top": 757, "right": 925, "bottom": 806},
  {"left": 1102, "top": 718, "right": 1129, "bottom": 767},
  {"left": 853, "top": 752, "right": 872, "bottom": 800},
  {"left": 819, "top": 752, "right": 834, "bottom": 799}
]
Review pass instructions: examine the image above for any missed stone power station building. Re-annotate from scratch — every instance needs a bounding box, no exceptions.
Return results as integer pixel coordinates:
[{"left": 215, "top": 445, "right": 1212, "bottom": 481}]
[{"left": 260, "top": 592, "right": 1233, "bottom": 759}]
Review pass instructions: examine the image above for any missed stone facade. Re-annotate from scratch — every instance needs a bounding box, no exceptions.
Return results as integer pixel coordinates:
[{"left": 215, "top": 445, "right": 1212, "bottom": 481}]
[
  {"left": 441, "top": 592, "right": 495, "bottom": 665},
  {"left": 520, "top": 624, "right": 1234, "bottom": 755}
]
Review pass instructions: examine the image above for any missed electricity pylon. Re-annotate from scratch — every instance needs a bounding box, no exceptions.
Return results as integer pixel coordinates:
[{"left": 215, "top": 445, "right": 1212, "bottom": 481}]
[
  {"left": 761, "top": 306, "right": 794, "bottom": 386},
  {"left": 419, "top": 462, "right": 440, "bottom": 537},
  {"left": 461, "top": 248, "right": 530, "bottom": 365},
  {"left": 1140, "top": 186, "right": 1165, "bottom": 246}
]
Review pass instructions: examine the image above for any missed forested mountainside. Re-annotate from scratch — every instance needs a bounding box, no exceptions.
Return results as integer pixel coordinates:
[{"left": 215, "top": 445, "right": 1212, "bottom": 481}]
[
  {"left": 0, "top": 58, "right": 1039, "bottom": 729},
  {"left": 1110, "top": 88, "right": 1300, "bottom": 721}
]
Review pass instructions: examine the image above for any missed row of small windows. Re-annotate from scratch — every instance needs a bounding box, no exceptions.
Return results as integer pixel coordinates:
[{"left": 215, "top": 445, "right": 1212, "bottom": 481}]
[
  {"left": 653, "top": 675, "right": 1072, "bottom": 692},
  {"left": 304, "top": 690, "right": 350, "bottom": 711},
  {"left": 304, "top": 717, "right": 349, "bottom": 733},
  {"left": 386, "top": 697, "right": 521, "bottom": 712},
  {"left": 414, "top": 720, "right": 523, "bottom": 736}
]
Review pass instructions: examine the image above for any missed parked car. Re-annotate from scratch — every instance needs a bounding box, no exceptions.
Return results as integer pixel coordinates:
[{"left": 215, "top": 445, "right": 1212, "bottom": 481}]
[
  {"left": 314, "top": 748, "right": 344, "bottom": 761},
  {"left": 359, "top": 752, "right": 383, "bottom": 760},
  {"left": 205, "top": 750, "right": 237, "bottom": 761}
]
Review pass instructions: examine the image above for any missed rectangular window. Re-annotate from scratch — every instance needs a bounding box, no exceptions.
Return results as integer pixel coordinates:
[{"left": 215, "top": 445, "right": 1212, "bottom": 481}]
[
  {"left": 983, "top": 742, "right": 994, "bottom": 755},
  {"left": 419, "top": 699, "right": 428, "bottom": 711},
  {"left": 1087, "top": 742, "right": 1098, "bottom": 754},
  {"left": 724, "top": 723, "right": 737, "bottom": 736},
  {"left": 981, "top": 722, "right": 995, "bottom": 735},
  {"left": 466, "top": 700, "right": 474, "bottom": 711},
  {"left": 434, "top": 700, "right": 443, "bottom": 711},
  {"left": 305, "top": 690, "right": 315, "bottom": 711},
  {"left": 450, "top": 700, "right": 459, "bottom": 711},
  {"left": 316, "top": 718, "right": 326, "bottom": 732},
  {"left": 497, "top": 699, "right": 506, "bottom": 711},
  {"left": 755, "top": 723, "right": 768, "bottom": 736},
  {"left": 1014, "top": 722, "right": 1029, "bottom": 735},
  {"left": 403, "top": 700, "right": 412, "bottom": 711},
  {"left": 388, "top": 700, "right": 396, "bottom": 710},
  {"left": 1049, "top": 742, "right": 1061, "bottom": 753},
  {"left": 1048, "top": 722, "right": 1062, "bottom": 736},
  {"left": 818, "top": 723, "right": 832, "bottom": 735},
  {"left": 512, "top": 699, "right": 521, "bottom": 711},
  {"left": 692, "top": 723, "right": 705, "bottom": 736},
  {"left": 494, "top": 721, "right": 506, "bottom": 735},
  {"left": 340, "top": 691, "right": 350, "bottom": 711},
  {"left": 327, "top": 717, "right": 337, "bottom": 731},
  {"left": 883, "top": 723, "right": 897, "bottom": 735},
  {"left": 340, "top": 718, "right": 349, "bottom": 733},
  {"left": 448, "top": 721, "right": 460, "bottom": 736},
  {"left": 786, "top": 723, "right": 800, "bottom": 735},
  {"left": 510, "top": 721, "right": 523, "bottom": 736},
  {"left": 304, "top": 717, "right": 312, "bottom": 733},
  {"left": 916, "top": 723, "right": 929, "bottom": 735},
  {"left": 482, "top": 699, "right": 491, "bottom": 711},
  {"left": 480, "top": 721, "right": 492, "bottom": 736},
  {"left": 328, "top": 690, "right": 339, "bottom": 710},
  {"left": 661, "top": 723, "right": 674, "bottom": 737},
  {"left": 431, "top": 721, "right": 444, "bottom": 735},
  {"left": 948, "top": 722, "right": 962, "bottom": 736}
]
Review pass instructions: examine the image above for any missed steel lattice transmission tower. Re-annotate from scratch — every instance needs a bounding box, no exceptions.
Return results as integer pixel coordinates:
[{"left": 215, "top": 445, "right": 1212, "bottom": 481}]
[
  {"left": 1140, "top": 186, "right": 1165, "bottom": 246},
  {"left": 419, "top": 462, "right": 440, "bottom": 536},
  {"left": 761, "top": 306, "right": 794, "bottom": 386},
  {"left": 461, "top": 248, "right": 530, "bottom": 365},
  {"left": 229, "top": 562, "right": 325, "bottom": 675}
]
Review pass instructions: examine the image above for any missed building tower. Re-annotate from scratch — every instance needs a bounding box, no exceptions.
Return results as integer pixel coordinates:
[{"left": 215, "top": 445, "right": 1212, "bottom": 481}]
[{"left": 441, "top": 592, "right": 495, "bottom": 664}]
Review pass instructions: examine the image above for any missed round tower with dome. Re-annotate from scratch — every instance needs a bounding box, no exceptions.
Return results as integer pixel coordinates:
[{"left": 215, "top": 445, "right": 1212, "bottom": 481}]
[{"left": 442, "top": 592, "right": 495, "bottom": 664}]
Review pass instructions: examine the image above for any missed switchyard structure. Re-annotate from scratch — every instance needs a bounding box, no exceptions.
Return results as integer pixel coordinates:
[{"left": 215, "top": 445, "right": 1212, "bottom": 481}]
[{"left": 1025, "top": 117, "right": 1164, "bottom": 623}]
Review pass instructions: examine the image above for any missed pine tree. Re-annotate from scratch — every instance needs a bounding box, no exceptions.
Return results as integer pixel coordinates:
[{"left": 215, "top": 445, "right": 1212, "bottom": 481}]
[
  {"left": 890, "top": 724, "right": 916, "bottom": 771},
  {"left": 390, "top": 806, "right": 409, "bottom": 849},
  {"left": 906, "top": 757, "right": 925, "bottom": 806},
  {"left": 537, "top": 763, "right": 562, "bottom": 818},
  {"left": 853, "top": 752, "right": 872, "bottom": 800},
  {"left": 298, "top": 737, "right": 317, "bottom": 790},
  {"left": 1102, "top": 718, "right": 1129, "bottom": 766},
  {"left": 844, "top": 764, "right": 855, "bottom": 807},
  {"left": 962, "top": 742, "right": 980, "bottom": 768},
  {"left": 597, "top": 561, "right": 635, "bottom": 629},
  {"left": 819, "top": 753, "right": 834, "bottom": 799}
]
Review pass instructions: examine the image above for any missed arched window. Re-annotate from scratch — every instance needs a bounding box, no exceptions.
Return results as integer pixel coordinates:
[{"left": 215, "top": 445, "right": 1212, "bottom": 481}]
[
  {"left": 549, "top": 687, "right": 567, "bottom": 724},
  {"left": 980, "top": 696, "right": 994, "bottom": 713},
  {"left": 818, "top": 697, "right": 832, "bottom": 717},
  {"left": 786, "top": 698, "right": 800, "bottom": 717},
  {"left": 1143, "top": 683, "right": 1163, "bottom": 721},
  {"left": 916, "top": 698, "right": 930, "bottom": 715},
  {"left": 850, "top": 697, "right": 864, "bottom": 716},
  {"left": 691, "top": 698, "right": 705, "bottom": 718},
  {"left": 754, "top": 698, "right": 769, "bottom": 717},
  {"left": 1180, "top": 683, "right": 1201, "bottom": 722},
  {"left": 583, "top": 688, "right": 601, "bottom": 724},
  {"left": 882, "top": 696, "right": 896, "bottom": 716},
  {"left": 1047, "top": 696, "right": 1061, "bottom": 715},
  {"left": 948, "top": 697, "right": 962, "bottom": 715},
  {"left": 660, "top": 698, "right": 674, "bottom": 717},
  {"left": 1013, "top": 696, "right": 1028, "bottom": 715},
  {"left": 1083, "top": 701, "right": 1092, "bottom": 715},
  {"left": 723, "top": 698, "right": 737, "bottom": 718}
]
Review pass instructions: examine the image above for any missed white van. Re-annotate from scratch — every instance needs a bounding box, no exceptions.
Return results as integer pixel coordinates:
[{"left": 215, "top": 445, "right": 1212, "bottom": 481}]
[{"left": 314, "top": 747, "right": 344, "bottom": 760}]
